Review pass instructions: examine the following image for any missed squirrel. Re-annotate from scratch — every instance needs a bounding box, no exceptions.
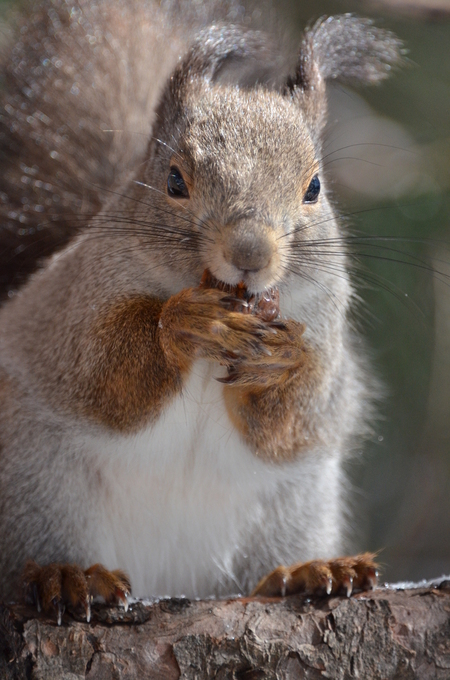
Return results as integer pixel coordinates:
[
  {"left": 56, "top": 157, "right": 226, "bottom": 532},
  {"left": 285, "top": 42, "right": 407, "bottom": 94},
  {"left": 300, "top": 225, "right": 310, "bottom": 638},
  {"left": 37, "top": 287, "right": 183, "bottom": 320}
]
[{"left": 0, "top": 0, "right": 403, "bottom": 624}]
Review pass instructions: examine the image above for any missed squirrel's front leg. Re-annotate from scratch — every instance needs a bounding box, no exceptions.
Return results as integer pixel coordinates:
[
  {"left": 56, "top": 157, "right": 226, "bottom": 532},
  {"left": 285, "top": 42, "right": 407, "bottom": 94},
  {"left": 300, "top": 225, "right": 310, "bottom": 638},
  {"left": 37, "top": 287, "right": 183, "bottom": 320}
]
[
  {"left": 77, "top": 287, "right": 270, "bottom": 431},
  {"left": 160, "top": 286, "right": 322, "bottom": 463},
  {"left": 217, "top": 313, "right": 322, "bottom": 463}
]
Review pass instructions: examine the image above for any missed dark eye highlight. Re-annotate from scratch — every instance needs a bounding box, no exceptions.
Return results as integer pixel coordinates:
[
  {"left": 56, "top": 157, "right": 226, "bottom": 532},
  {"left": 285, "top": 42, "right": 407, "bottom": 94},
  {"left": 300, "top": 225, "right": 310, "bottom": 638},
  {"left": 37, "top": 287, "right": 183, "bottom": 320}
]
[
  {"left": 167, "top": 166, "right": 189, "bottom": 199},
  {"left": 303, "top": 175, "right": 320, "bottom": 204}
]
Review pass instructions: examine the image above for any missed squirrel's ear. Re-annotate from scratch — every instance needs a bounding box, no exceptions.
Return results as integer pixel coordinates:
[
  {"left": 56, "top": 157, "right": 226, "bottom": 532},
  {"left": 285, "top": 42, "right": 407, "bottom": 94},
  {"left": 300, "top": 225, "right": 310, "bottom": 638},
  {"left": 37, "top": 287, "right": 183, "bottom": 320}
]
[
  {"left": 172, "top": 25, "right": 273, "bottom": 89},
  {"left": 154, "top": 25, "right": 273, "bottom": 132},
  {"left": 284, "top": 15, "right": 404, "bottom": 140}
]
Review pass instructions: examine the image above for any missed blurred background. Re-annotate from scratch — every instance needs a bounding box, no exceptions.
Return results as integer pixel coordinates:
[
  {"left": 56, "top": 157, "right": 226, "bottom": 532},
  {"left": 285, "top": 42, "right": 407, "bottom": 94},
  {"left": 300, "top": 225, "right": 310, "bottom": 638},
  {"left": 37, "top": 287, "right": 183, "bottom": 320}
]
[
  {"left": 1, "top": 0, "right": 449, "bottom": 584},
  {"left": 278, "top": 0, "right": 450, "bottom": 583}
]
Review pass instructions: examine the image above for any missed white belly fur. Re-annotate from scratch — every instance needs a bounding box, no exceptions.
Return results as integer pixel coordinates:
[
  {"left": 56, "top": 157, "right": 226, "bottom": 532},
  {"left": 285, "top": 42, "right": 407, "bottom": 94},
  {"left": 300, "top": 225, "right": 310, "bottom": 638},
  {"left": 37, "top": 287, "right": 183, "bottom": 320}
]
[
  {"left": 81, "top": 360, "right": 295, "bottom": 598},
  {"left": 78, "top": 282, "right": 345, "bottom": 599}
]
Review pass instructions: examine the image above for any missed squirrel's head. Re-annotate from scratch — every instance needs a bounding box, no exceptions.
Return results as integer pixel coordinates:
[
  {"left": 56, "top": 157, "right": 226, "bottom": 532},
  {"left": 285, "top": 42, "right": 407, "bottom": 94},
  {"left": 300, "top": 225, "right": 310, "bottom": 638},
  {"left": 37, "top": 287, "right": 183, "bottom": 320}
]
[{"left": 136, "top": 18, "right": 403, "bottom": 295}]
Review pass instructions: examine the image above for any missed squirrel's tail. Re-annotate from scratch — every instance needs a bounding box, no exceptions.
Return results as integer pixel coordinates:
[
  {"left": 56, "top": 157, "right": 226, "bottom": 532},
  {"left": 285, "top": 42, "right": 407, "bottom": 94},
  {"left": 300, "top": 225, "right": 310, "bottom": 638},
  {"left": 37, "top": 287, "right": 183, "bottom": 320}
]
[{"left": 0, "top": 0, "right": 247, "bottom": 299}]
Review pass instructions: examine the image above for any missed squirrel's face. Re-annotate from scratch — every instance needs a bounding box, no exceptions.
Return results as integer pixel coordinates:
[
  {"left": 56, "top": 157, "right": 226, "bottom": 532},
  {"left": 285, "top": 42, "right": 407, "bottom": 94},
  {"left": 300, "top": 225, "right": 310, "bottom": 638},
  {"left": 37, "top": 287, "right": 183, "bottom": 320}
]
[
  {"left": 145, "top": 85, "right": 336, "bottom": 295},
  {"left": 136, "top": 20, "right": 401, "bottom": 296}
]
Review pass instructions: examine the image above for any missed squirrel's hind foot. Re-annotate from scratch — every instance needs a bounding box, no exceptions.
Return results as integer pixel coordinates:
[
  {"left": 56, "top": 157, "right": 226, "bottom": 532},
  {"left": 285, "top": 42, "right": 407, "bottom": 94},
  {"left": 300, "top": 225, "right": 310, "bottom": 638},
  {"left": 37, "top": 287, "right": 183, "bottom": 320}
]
[
  {"left": 22, "top": 560, "right": 130, "bottom": 625},
  {"left": 251, "top": 553, "right": 378, "bottom": 599}
]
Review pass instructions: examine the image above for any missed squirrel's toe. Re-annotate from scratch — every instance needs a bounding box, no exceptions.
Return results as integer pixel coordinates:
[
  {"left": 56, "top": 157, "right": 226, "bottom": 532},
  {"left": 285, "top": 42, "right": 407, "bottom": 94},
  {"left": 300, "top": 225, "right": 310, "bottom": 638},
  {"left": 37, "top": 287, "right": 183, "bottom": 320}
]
[
  {"left": 251, "top": 553, "right": 379, "bottom": 599},
  {"left": 22, "top": 560, "right": 131, "bottom": 624}
]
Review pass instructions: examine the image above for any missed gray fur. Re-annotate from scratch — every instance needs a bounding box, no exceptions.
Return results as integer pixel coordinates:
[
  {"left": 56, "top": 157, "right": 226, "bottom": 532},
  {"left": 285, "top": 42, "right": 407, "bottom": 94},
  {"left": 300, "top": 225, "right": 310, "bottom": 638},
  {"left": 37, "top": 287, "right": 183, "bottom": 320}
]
[{"left": 0, "top": 1, "right": 402, "bottom": 600}]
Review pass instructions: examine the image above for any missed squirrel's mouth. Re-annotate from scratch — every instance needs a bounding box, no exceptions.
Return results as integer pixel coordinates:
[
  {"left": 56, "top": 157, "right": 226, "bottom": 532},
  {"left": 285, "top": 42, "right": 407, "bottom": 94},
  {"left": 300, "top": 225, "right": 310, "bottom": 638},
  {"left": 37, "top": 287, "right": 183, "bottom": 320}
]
[{"left": 200, "top": 269, "right": 280, "bottom": 322}]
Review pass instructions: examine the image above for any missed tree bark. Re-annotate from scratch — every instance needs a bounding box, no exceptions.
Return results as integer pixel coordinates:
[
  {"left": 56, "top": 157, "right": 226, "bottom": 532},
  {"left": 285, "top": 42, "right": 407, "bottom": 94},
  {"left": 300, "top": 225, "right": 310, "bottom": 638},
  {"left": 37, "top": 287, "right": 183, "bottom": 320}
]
[{"left": 1, "top": 582, "right": 450, "bottom": 680}]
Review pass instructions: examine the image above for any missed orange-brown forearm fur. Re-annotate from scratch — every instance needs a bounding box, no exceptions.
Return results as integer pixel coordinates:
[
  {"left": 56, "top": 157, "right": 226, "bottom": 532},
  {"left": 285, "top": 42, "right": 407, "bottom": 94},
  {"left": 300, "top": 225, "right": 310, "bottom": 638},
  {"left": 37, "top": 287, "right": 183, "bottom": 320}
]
[{"left": 223, "top": 336, "right": 322, "bottom": 463}]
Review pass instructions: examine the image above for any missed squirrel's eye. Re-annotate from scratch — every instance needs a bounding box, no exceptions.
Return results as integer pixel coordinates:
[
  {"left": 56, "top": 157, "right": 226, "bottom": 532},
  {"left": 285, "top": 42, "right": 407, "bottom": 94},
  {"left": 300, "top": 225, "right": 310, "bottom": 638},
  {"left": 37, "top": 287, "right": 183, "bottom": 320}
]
[
  {"left": 167, "top": 166, "right": 189, "bottom": 199},
  {"left": 303, "top": 175, "right": 320, "bottom": 204}
]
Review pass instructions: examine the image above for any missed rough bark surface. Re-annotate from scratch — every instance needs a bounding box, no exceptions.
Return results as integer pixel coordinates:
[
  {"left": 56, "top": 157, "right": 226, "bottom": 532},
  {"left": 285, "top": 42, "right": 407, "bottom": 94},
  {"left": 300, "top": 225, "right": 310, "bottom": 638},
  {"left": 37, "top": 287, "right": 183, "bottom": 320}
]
[{"left": 1, "top": 584, "right": 450, "bottom": 679}]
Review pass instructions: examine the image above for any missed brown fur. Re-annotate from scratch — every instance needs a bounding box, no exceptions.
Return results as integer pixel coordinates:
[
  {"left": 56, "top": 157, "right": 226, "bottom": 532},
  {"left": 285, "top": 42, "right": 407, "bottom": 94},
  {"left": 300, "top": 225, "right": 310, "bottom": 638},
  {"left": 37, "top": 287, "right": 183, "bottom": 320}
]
[
  {"left": 76, "top": 296, "right": 184, "bottom": 431},
  {"left": 0, "top": 2, "right": 403, "bottom": 614},
  {"left": 224, "top": 331, "right": 322, "bottom": 464},
  {"left": 252, "top": 553, "right": 378, "bottom": 598},
  {"left": 23, "top": 560, "right": 130, "bottom": 622}
]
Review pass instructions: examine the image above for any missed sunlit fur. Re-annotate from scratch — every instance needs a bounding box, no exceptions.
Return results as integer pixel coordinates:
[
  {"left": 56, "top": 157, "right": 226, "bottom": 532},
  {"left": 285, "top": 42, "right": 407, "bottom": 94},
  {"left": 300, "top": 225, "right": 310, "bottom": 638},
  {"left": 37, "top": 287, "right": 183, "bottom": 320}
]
[{"left": 0, "top": 2, "right": 402, "bottom": 599}]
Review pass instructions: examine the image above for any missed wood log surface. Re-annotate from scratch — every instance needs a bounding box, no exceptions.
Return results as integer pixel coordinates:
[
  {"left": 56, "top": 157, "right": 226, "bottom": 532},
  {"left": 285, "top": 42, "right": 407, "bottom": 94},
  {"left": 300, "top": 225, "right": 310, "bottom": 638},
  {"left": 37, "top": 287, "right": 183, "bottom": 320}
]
[{"left": 1, "top": 580, "right": 450, "bottom": 679}]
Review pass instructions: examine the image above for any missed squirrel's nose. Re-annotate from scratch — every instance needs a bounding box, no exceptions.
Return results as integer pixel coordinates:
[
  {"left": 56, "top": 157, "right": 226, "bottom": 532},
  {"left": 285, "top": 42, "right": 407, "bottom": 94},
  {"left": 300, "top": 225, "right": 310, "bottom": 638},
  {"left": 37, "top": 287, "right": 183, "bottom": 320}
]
[{"left": 225, "top": 229, "right": 275, "bottom": 273}]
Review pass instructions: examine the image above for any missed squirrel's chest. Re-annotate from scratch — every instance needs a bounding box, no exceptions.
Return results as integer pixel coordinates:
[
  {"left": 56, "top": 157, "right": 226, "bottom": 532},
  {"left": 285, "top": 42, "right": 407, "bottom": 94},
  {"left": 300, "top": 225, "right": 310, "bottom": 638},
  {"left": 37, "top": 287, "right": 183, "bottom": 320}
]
[{"left": 86, "top": 360, "right": 281, "bottom": 598}]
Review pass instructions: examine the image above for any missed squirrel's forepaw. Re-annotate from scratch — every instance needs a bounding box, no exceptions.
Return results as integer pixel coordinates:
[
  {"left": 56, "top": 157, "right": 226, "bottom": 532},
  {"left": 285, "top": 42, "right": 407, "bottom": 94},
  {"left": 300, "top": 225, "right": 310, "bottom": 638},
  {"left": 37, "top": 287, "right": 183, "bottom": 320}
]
[
  {"left": 251, "top": 553, "right": 378, "bottom": 598},
  {"left": 160, "top": 286, "right": 278, "bottom": 363},
  {"left": 22, "top": 560, "right": 131, "bottom": 625},
  {"left": 218, "top": 319, "right": 308, "bottom": 387}
]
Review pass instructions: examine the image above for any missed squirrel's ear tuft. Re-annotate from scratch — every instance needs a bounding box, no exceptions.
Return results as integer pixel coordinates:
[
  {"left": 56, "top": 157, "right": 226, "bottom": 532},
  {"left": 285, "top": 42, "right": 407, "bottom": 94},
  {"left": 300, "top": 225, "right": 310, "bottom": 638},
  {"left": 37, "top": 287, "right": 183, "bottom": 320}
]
[
  {"left": 285, "top": 14, "right": 405, "bottom": 139},
  {"left": 172, "top": 24, "right": 272, "bottom": 89}
]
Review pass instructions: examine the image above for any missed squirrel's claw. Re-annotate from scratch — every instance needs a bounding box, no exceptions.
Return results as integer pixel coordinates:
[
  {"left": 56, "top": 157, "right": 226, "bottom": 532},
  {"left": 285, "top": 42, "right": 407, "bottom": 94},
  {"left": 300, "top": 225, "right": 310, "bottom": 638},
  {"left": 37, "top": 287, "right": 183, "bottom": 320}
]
[
  {"left": 53, "top": 598, "right": 65, "bottom": 627},
  {"left": 268, "top": 320, "right": 287, "bottom": 330},
  {"left": 220, "top": 295, "right": 249, "bottom": 310}
]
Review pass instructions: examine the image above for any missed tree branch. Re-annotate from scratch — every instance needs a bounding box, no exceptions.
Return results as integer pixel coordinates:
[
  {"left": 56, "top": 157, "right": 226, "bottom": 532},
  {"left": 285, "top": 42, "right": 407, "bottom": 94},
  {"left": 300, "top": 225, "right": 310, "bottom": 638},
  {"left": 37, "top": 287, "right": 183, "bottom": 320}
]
[{"left": 1, "top": 582, "right": 450, "bottom": 679}]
